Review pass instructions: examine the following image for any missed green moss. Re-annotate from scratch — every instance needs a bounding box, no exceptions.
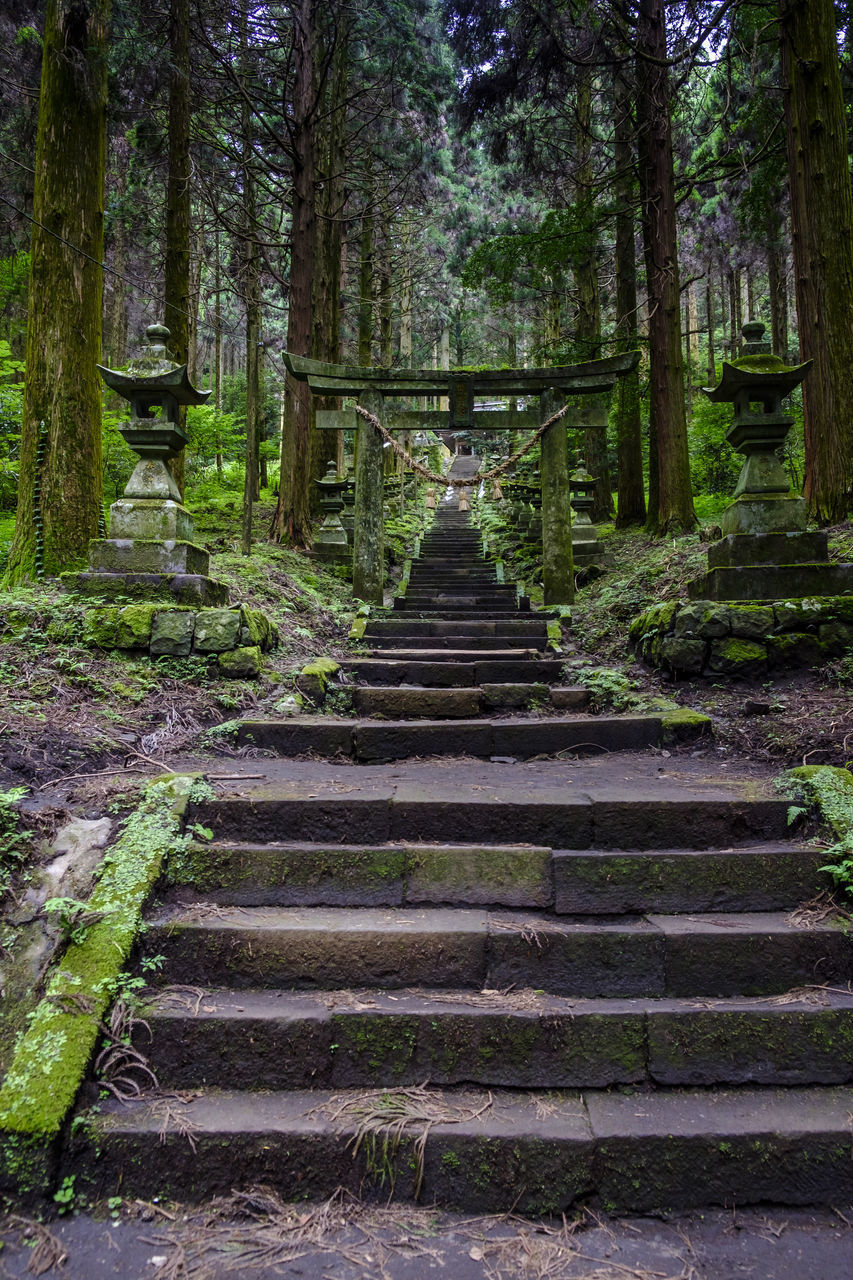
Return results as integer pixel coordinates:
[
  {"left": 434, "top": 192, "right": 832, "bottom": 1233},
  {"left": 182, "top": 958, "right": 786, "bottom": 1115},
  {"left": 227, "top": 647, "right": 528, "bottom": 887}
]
[
  {"left": 0, "top": 775, "right": 198, "bottom": 1196},
  {"left": 349, "top": 616, "right": 367, "bottom": 641},
  {"left": 301, "top": 656, "right": 340, "bottom": 680},
  {"left": 115, "top": 603, "right": 157, "bottom": 649},
  {"left": 659, "top": 707, "right": 712, "bottom": 746},
  {"left": 83, "top": 606, "right": 120, "bottom": 648}
]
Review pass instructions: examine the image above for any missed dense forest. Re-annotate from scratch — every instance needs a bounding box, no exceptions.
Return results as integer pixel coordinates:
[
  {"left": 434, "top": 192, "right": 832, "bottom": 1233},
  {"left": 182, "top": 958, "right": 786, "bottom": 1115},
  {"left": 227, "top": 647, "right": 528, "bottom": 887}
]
[{"left": 0, "top": 0, "right": 852, "bottom": 577}]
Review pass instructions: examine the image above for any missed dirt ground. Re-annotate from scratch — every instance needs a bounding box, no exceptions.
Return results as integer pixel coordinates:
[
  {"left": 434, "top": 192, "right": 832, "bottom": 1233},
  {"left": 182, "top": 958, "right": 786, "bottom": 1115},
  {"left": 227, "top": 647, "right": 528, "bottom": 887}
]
[{"left": 2, "top": 1194, "right": 853, "bottom": 1280}]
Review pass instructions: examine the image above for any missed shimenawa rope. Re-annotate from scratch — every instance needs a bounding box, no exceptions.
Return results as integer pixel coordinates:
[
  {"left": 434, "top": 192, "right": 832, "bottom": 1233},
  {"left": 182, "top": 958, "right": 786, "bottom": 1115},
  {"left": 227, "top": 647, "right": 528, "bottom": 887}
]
[{"left": 353, "top": 402, "right": 571, "bottom": 488}]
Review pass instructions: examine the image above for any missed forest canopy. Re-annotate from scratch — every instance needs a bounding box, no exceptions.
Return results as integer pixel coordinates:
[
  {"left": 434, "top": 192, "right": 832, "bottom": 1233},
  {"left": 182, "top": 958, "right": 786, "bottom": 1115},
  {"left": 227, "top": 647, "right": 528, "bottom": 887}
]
[{"left": 0, "top": 0, "right": 851, "bottom": 578}]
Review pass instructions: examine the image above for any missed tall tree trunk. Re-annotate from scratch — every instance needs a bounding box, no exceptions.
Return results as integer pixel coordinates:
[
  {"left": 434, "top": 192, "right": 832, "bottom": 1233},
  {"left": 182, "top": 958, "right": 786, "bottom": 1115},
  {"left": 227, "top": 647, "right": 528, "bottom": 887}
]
[
  {"left": 706, "top": 275, "right": 716, "bottom": 384},
  {"left": 613, "top": 66, "right": 645, "bottom": 526},
  {"left": 105, "top": 134, "right": 128, "bottom": 367},
  {"left": 213, "top": 226, "right": 223, "bottom": 476},
  {"left": 239, "top": 16, "right": 260, "bottom": 552},
  {"left": 357, "top": 181, "right": 374, "bottom": 366},
  {"left": 271, "top": 0, "right": 316, "bottom": 546},
  {"left": 310, "top": 24, "right": 348, "bottom": 511},
  {"left": 574, "top": 70, "right": 612, "bottom": 521},
  {"left": 780, "top": 0, "right": 853, "bottom": 521},
  {"left": 636, "top": 0, "right": 695, "bottom": 535},
  {"left": 164, "top": 0, "right": 191, "bottom": 500},
  {"left": 6, "top": 0, "right": 110, "bottom": 584}
]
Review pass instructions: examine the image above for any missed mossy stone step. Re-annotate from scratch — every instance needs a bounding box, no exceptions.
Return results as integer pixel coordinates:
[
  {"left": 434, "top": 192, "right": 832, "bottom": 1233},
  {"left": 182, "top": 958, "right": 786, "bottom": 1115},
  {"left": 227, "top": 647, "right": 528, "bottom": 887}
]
[
  {"left": 143, "top": 906, "right": 851, "bottom": 998},
  {"left": 195, "top": 768, "right": 782, "bottom": 849},
  {"left": 234, "top": 712, "right": 685, "bottom": 760},
  {"left": 365, "top": 635, "right": 549, "bottom": 650},
  {"left": 71, "top": 1084, "right": 853, "bottom": 1212},
  {"left": 164, "top": 841, "right": 553, "bottom": 907},
  {"left": 364, "top": 647, "right": 545, "bottom": 661},
  {"left": 365, "top": 618, "right": 546, "bottom": 635},
  {"left": 340, "top": 658, "right": 568, "bottom": 686},
  {"left": 349, "top": 686, "right": 572, "bottom": 718},
  {"left": 553, "top": 844, "right": 828, "bottom": 914},
  {"left": 138, "top": 987, "right": 853, "bottom": 1091}
]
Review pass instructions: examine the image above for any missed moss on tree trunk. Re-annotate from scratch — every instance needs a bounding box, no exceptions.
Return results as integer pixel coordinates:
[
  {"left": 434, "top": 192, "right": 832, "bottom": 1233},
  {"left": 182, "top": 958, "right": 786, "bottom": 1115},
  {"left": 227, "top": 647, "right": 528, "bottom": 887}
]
[
  {"left": 6, "top": 0, "right": 110, "bottom": 584},
  {"left": 780, "top": 0, "right": 853, "bottom": 523},
  {"left": 636, "top": 0, "right": 696, "bottom": 536}
]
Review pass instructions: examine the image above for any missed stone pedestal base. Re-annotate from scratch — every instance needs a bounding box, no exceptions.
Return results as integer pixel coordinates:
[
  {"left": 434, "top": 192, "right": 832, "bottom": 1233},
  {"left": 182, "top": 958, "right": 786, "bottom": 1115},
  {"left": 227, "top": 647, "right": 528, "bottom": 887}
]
[
  {"left": 720, "top": 493, "right": 807, "bottom": 536},
  {"left": 688, "top": 562, "right": 853, "bottom": 602},
  {"left": 87, "top": 539, "right": 209, "bottom": 575},
  {"left": 64, "top": 572, "right": 230, "bottom": 607},
  {"left": 109, "top": 499, "right": 195, "bottom": 542}
]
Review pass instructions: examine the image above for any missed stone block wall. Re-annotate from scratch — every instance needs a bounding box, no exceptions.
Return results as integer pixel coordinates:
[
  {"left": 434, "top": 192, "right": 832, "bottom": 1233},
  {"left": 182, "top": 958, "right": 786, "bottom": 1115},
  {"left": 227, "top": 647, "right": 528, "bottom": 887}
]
[
  {"left": 82, "top": 603, "right": 279, "bottom": 678},
  {"left": 629, "top": 596, "right": 853, "bottom": 678}
]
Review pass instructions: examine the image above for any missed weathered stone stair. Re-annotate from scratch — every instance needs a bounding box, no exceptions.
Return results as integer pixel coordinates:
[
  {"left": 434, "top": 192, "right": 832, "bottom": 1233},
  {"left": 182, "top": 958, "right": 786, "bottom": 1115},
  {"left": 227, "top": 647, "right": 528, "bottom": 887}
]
[{"left": 65, "top": 498, "right": 853, "bottom": 1215}]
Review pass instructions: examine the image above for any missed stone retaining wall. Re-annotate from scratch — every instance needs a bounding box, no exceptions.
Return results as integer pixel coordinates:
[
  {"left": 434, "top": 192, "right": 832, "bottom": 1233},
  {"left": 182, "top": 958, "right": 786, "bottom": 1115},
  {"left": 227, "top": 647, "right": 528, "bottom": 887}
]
[
  {"left": 629, "top": 596, "right": 853, "bottom": 678},
  {"left": 83, "top": 603, "right": 279, "bottom": 678}
]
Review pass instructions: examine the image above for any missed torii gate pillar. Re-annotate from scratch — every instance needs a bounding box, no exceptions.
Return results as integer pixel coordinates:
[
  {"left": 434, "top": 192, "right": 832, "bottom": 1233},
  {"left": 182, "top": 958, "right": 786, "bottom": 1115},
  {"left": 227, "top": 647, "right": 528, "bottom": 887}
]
[
  {"left": 540, "top": 387, "right": 575, "bottom": 605},
  {"left": 353, "top": 388, "right": 385, "bottom": 605}
]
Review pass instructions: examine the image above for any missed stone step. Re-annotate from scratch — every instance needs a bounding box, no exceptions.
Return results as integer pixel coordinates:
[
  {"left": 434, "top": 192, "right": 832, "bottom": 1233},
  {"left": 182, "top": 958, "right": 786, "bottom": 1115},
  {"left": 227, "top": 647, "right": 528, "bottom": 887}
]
[
  {"left": 553, "top": 843, "right": 827, "bottom": 914},
  {"left": 163, "top": 839, "right": 822, "bottom": 913},
  {"left": 364, "top": 647, "right": 547, "bottom": 661},
  {"left": 138, "top": 987, "right": 853, "bottom": 1092},
  {"left": 143, "top": 905, "right": 851, "bottom": 997},
  {"left": 389, "top": 608, "right": 536, "bottom": 619},
  {"left": 199, "top": 765, "right": 782, "bottom": 853},
  {"left": 366, "top": 634, "right": 550, "bottom": 651},
  {"left": 235, "top": 712, "right": 683, "bottom": 760},
  {"left": 164, "top": 841, "right": 555, "bottom": 907},
  {"left": 365, "top": 618, "right": 546, "bottom": 635},
  {"left": 349, "top": 685, "right": 583, "bottom": 718},
  {"left": 339, "top": 658, "right": 569, "bottom": 686},
  {"left": 72, "top": 1084, "right": 853, "bottom": 1211}
]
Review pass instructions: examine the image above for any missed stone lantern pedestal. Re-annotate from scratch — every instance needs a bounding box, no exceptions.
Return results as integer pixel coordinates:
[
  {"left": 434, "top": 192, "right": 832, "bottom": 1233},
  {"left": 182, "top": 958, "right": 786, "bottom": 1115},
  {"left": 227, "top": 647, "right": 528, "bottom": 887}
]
[
  {"left": 688, "top": 323, "right": 853, "bottom": 601},
  {"left": 61, "top": 324, "right": 279, "bottom": 676},
  {"left": 67, "top": 323, "right": 228, "bottom": 606}
]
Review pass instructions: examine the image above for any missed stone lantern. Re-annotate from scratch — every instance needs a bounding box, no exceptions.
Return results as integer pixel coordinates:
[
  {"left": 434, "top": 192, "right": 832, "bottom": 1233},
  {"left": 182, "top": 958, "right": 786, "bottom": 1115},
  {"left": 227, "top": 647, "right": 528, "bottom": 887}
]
[
  {"left": 689, "top": 321, "right": 853, "bottom": 600},
  {"left": 71, "top": 323, "right": 228, "bottom": 606},
  {"left": 707, "top": 320, "right": 810, "bottom": 537},
  {"left": 313, "top": 461, "right": 349, "bottom": 559},
  {"left": 570, "top": 458, "right": 603, "bottom": 567}
]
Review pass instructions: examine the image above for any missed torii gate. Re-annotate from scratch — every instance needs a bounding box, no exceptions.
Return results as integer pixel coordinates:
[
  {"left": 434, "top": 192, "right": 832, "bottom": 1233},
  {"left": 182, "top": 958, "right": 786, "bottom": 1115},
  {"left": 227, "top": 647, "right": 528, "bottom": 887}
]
[{"left": 283, "top": 352, "right": 640, "bottom": 606}]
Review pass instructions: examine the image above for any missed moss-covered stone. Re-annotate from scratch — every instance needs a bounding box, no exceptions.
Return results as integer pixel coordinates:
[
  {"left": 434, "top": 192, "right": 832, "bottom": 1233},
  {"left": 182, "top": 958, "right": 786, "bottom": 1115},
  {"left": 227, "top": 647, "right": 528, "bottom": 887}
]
[
  {"left": 150, "top": 609, "right": 195, "bottom": 656},
  {"left": 115, "top": 603, "right": 157, "bottom": 649},
  {"left": 818, "top": 621, "right": 853, "bottom": 655},
  {"left": 238, "top": 606, "right": 262, "bottom": 647},
  {"left": 194, "top": 607, "right": 241, "bottom": 652},
  {"left": 708, "top": 637, "right": 767, "bottom": 675},
  {"left": 658, "top": 636, "right": 706, "bottom": 674},
  {"left": 659, "top": 706, "right": 713, "bottom": 745},
  {"left": 726, "top": 604, "right": 775, "bottom": 641},
  {"left": 83, "top": 606, "right": 120, "bottom": 648},
  {"left": 672, "top": 602, "right": 730, "bottom": 640},
  {"left": 296, "top": 656, "right": 340, "bottom": 702},
  {"left": 0, "top": 776, "right": 197, "bottom": 1198},
  {"left": 218, "top": 645, "right": 263, "bottom": 679},
  {"left": 766, "top": 631, "right": 826, "bottom": 667}
]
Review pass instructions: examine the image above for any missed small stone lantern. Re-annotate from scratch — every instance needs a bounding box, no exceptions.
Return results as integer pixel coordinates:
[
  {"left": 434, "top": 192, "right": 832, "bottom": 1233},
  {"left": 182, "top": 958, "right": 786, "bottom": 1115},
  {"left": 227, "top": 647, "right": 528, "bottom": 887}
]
[
  {"left": 705, "top": 321, "right": 811, "bottom": 537},
  {"left": 313, "top": 461, "right": 349, "bottom": 557},
  {"left": 570, "top": 458, "right": 602, "bottom": 567},
  {"left": 688, "top": 321, "right": 853, "bottom": 600}
]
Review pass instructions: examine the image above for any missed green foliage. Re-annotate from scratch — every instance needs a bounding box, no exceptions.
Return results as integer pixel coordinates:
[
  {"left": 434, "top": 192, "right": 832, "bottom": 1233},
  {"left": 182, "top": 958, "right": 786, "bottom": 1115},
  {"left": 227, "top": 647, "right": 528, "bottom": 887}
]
[
  {"left": 785, "top": 766, "right": 853, "bottom": 900},
  {"left": 687, "top": 397, "right": 739, "bottom": 495},
  {"left": 572, "top": 664, "right": 638, "bottom": 713},
  {"left": 0, "top": 786, "right": 31, "bottom": 900},
  {"left": 43, "top": 897, "right": 111, "bottom": 946}
]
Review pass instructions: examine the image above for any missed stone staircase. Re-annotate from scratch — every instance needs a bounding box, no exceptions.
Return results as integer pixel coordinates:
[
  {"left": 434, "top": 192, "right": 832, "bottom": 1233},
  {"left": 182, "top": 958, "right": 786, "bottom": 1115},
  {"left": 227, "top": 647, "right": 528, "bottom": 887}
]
[
  {"left": 67, "top": 506, "right": 853, "bottom": 1215},
  {"left": 238, "top": 506, "right": 692, "bottom": 759}
]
